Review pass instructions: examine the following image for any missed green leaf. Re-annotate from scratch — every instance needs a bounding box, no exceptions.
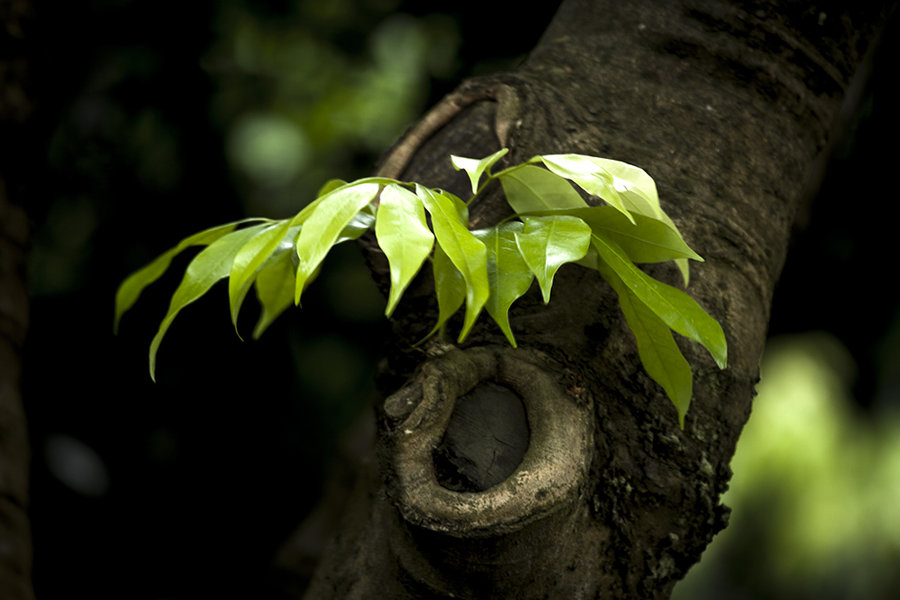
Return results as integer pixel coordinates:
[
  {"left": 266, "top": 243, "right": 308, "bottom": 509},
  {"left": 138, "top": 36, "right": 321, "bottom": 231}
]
[
  {"left": 554, "top": 206, "right": 702, "bottom": 264},
  {"left": 592, "top": 234, "right": 727, "bottom": 369},
  {"left": 538, "top": 154, "right": 635, "bottom": 223},
  {"left": 498, "top": 164, "right": 588, "bottom": 214},
  {"left": 229, "top": 220, "right": 294, "bottom": 335},
  {"left": 422, "top": 241, "right": 466, "bottom": 341},
  {"left": 417, "top": 186, "right": 489, "bottom": 342},
  {"left": 537, "top": 154, "right": 693, "bottom": 284},
  {"left": 375, "top": 184, "right": 435, "bottom": 317},
  {"left": 335, "top": 202, "right": 376, "bottom": 244},
  {"left": 451, "top": 148, "right": 509, "bottom": 194},
  {"left": 605, "top": 163, "right": 693, "bottom": 285},
  {"left": 149, "top": 222, "right": 270, "bottom": 381},
  {"left": 514, "top": 215, "right": 592, "bottom": 304},
  {"left": 114, "top": 218, "right": 268, "bottom": 333},
  {"left": 289, "top": 176, "right": 396, "bottom": 230},
  {"left": 252, "top": 250, "right": 295, "bottom": 339},
  {"left": 472, "top": 223, "right": 533, "bottom": 346},
  {"left": 294, "top": 182, "right": 381, "bottom": 304},
  {"left": 585, "top": 157, "right": 662, "bottom": 219},
  {"left": 316, "top": 178, "right": 347, "bottom": 198},
  {"left": 597, "top": 259, "right": 693, "bottom": 427}
]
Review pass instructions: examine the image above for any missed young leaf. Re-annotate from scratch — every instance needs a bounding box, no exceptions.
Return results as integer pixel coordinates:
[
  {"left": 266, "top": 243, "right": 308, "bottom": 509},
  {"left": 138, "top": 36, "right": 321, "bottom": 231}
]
[
  {"left": 537, "top": 154, "right": 693, "bottom": 284},
  {"left": 253, "top": 250, "right": 296, "bottom": 339},
  {"left": 229, "top": 220, "right": 294, "bottom": 335},
  {"left": 114, "top": 218, "right": 268, "bottom": 333},
  {"left": 607, "top": 166, "right": 693, "bottom": 285},
  {"left": 555, "top": 206, "right": 702, "bottom": 264},
  {"left": 375, "top": 184, "right": 435, "bottom": 317},
  {"left": 498, "top": 164, "right": 587, "bottom": 214},
  {"left": 514, "top": 215, "right": 592, "bottom": 303},
  {"left": 294, "top": 182, "right": 381, "bottom": 304},
  {"left": 149, "top": 222, "right": 270, "bottom": 381},
  {"left": 417, "top": 185, "right": 489, "bottom": 342},
  {"left": 592, "top": 234, "right": 727, "bottom": 369},
  {"left": 597, "top": 259, "right": 693, "bottom": 427},
  {"left": 538, "top": 154, "right": 635, "bottom": 223},
  {"left": 585, "top": 157, "right": 661, "bottom": 218},
  {"left": 289, "top": 176, "right": 396, "bottom": 235},
  {"left": 423, "top": 241, "right": 466, "bottom": 341},
  {"left": 451, "top": 148, "right": 509, "bottom": 194},
  {"left": 473, "top": 222, "right": 534, "bottom": 346}
]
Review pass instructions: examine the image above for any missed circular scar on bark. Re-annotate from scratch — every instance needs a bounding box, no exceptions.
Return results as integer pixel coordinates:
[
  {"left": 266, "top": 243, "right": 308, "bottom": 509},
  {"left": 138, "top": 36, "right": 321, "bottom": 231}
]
[{"left": 382, "top": 346, "right": 593, "bottom": 537}]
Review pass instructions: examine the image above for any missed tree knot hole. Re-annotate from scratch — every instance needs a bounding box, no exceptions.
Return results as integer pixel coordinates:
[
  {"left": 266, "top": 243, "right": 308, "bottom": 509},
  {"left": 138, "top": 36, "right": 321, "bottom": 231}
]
[{"left": 433, "top": 380, "right": 530, "bottom": 492}]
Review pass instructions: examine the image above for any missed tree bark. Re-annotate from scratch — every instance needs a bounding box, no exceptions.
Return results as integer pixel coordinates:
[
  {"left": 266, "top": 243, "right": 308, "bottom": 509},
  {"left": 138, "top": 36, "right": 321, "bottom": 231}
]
[
  {"left": 277, "top": 1, "right": 893, "bottom": 597},
  {"left": 0, "top": 1, "right": 35, "bottom": 598}
]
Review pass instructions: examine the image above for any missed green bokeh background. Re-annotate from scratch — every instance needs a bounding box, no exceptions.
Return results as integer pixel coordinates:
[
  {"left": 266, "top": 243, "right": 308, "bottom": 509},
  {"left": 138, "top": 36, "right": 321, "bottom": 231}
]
[{"left": 21, "top": 1, "right": 900, "bottom": 598}]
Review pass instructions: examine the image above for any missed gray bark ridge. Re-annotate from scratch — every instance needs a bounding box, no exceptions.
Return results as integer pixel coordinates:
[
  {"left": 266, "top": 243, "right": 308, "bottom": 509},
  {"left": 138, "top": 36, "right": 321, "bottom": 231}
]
[{"left": 299, "top": 1, "right": 893, "bottom": 598}]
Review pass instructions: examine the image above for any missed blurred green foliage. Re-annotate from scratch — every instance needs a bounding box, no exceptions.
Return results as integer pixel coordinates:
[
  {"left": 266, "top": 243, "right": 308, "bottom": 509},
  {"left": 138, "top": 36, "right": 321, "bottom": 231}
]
[
  {"left": 674, "top": 333, "right": 900, "bottom": 599},
  {"left": 206, "top": 0, "right": 462, "bottom": 216}
]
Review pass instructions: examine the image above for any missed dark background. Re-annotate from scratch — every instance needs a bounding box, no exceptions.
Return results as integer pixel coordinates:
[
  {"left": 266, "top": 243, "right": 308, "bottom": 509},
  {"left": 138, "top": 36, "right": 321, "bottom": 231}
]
[{"left": 16, "top": 1, "right": 900, "bottom": 598}]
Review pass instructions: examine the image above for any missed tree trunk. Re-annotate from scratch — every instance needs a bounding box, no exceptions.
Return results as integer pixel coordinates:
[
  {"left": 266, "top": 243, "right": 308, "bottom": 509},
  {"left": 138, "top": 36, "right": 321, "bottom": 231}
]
[
  {"left": 277, "top": 1, "right": 892, "bottom": 597},
  {"left": 0, "top": 1, "right": 36, "bottom": 598}
]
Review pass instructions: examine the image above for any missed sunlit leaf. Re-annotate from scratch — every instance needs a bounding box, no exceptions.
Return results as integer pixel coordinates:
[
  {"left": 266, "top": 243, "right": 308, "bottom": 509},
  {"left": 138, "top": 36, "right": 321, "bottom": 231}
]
[
  {"left": 592, "top": 234, "right": 727, "bottom": 369},
  {"left": 451, "top": 148, "right": 509, "bottom": 194},
  {"left": 597, "top": 259, "right": 693, "bottom": 427},
  {"left": 585, "top": 157, "right": 661, "bottom": 218},
  {"left": 149, "top": 222, "right": 270, "bottom": 381},
  {"left": 114, "top": 218, "right": 268, "bottom": 333},
  {"left": 538, "top": 154, "right": 634, "bottom": 223},
  {"left": 253, "top": 250, "right": 295, "bottom": 339},
  {"left": 601, "top": 161, "right": 693, "bottom": 285},
  {"left": 335, "top": 202, "right": 376, "bottom": 244},
  {"left": 375, "top": 184, "right": 434, "bottom": 317},
  {"left": 514, "top": 215, "right": 591, "bottom": 304},
  {"left": 118, "top": 150, "right": 725, "bottom": 430},
  {"left": 294, "top": 182, "right": 381, "bottom": 304},
  {"left": 417, "top": 185, "right": 488, "bottom": 342},
  {"left": 554, "top": 206, "right": 702, "bottom": 264},
  {"left": 290, "top": 176, "right": 396, "bottom": 230},
  {"left": 537, "top": 154, "right": 693, "bottom": 284},
  {"left": 229, "top": 220, "right": 293, "bottom": 335},
  {"left": 498, "top": 164, "right": 587, "bottom": 214},
  {"left": 473, "top": 222, "right": 533, "bottom": 346}
]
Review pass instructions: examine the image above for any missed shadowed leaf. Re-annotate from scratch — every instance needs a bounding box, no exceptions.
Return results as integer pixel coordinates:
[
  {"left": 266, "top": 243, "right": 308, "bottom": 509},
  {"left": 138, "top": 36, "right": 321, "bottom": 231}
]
[
  {"left": 417, "top": 185, "right": 488, "bottom": 342},
  {"left": 598, "top": 259, "right": 693, "bottom": 427},
  {"left": 149, "top": 222, "right": 270, "bottom": 380},
  {"left": 114, "top": 218, "right": 268, "bottom": 333},
  {"left": 553, "top": 206, "right": 702, "bottom": 264},
  {"left": 592, "top": 234, "right": 727, "bottom": 369},
  {"left": 253, "top": 250, "right": 296, "bottom": 339}
]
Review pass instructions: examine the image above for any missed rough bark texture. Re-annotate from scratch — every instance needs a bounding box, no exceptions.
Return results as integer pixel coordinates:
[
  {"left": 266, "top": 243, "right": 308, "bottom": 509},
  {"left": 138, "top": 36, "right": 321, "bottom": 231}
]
[
  {"left": 276, "top": 1, "right": 893, "bottom": 598},
  {"left": 0, "top": 1, "right": 35, "bottom": 598}
]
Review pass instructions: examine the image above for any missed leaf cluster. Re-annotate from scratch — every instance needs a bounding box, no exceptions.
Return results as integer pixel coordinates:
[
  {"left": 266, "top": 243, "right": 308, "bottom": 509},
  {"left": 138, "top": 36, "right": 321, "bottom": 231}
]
[{"left": 115, "top": 149, "right": 726, "bottom": 426}]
